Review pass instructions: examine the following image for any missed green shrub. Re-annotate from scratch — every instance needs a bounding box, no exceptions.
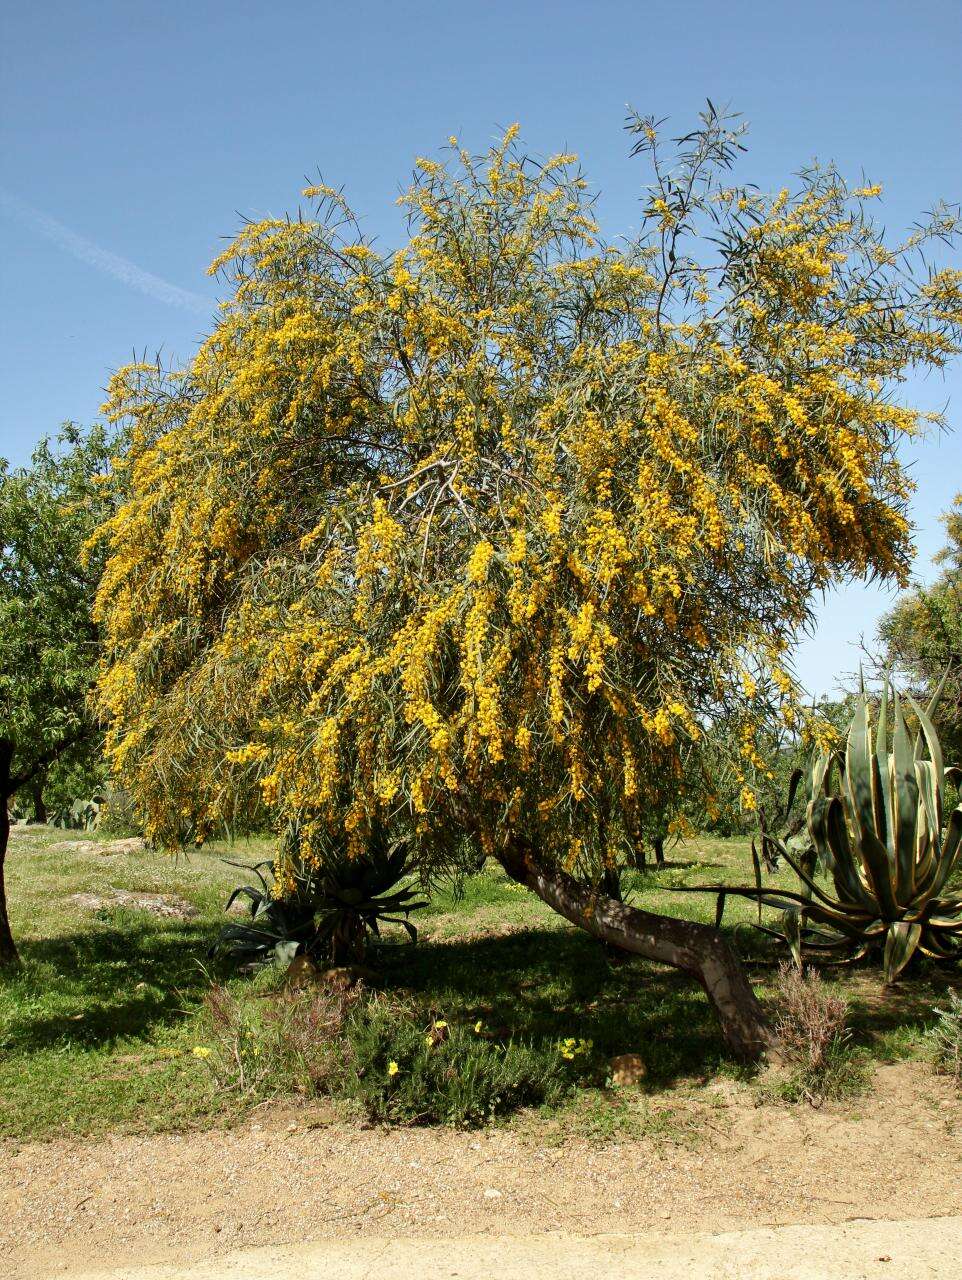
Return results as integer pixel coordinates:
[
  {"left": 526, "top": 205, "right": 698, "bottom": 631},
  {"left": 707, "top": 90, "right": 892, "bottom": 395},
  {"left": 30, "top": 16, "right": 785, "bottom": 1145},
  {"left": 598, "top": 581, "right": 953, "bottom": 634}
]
[
  {"left": 338, "top": 995, "right": 573, "bottom": 1126},
  {"left": 695, "top": 682, "right": 962, "bottom": 982},
  {"left": 213, "top": 826, "right": 425, "bottom": 970},
  {"left": 928, "top": 988, "right": 962, "bottom": 1085},
  {"left": 195, "top": 979, "right": 577, "bottom": 1126},
  {"left": 95, "top": 787, "right": 143, "bottom": 837}
]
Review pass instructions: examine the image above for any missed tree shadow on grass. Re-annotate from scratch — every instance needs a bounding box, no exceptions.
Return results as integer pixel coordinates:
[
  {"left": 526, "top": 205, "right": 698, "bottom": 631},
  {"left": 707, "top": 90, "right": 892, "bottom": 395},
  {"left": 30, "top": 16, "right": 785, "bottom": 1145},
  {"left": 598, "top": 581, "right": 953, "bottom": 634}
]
[
  {"left": 8, "top": 914, "right": 947, "bottom": 1084},
  {"left": 841, "top": 964, "right": 957, "bottom": 1046},
  {"left": 374, "top": 926, "right": 739, "bottom": 1088},
  {"left": 2, "top": 917, "right": 226, "bottom": 1053}
]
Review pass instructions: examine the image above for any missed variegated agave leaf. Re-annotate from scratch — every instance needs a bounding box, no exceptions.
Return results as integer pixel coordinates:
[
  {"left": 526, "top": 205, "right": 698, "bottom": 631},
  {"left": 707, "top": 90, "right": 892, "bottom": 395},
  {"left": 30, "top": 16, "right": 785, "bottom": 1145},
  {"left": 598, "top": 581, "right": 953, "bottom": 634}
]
[
  {"left": 681, "top": 677, "right": 962, "bottom": 979},
  {"left": 883, "top": 921, "right": 922, "bottom": 983}
]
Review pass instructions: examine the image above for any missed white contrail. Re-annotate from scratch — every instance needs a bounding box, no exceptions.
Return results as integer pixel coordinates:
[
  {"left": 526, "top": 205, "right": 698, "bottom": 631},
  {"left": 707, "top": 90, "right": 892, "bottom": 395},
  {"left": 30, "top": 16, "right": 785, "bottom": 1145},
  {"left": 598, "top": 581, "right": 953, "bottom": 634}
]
[{"left": 0, "top": 189, "right": 213, "bottom": 316}]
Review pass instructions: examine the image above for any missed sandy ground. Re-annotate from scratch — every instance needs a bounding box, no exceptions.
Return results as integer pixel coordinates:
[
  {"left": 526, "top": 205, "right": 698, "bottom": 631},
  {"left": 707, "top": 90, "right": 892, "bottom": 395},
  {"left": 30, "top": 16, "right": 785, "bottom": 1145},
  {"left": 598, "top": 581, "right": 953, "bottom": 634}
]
[
  {"left": 3, "top": 1063, "right": 960, "bottom": 1280},
  {"left": 58, "top": 1219, "right": 962, "bottom": 1280}
]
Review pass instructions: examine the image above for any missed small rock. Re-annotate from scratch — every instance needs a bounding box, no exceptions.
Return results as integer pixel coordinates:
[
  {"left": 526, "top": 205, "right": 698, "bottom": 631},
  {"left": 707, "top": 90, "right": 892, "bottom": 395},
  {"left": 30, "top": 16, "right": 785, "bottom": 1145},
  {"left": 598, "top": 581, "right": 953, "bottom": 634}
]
[
  {"left": 282, "top": 956, "right": 320, "bottom": 989},
  {"left": 52, "top": 838, "right": 147, "bottom": 856},
  {"left": 319, "top": 965, "right": 354, "bottom": 992},
  {"left": 610, "top": 1053, "right": 648, "bottom": 1087},
  {"left": 483, "top": 1188, "right": 502, "bottom": 1200},
  {"left": 320, "top": 964, "right": 377, "bottom": 990},
  {"left": 68, "top": 889, "right": 198, "bottom": 920}
]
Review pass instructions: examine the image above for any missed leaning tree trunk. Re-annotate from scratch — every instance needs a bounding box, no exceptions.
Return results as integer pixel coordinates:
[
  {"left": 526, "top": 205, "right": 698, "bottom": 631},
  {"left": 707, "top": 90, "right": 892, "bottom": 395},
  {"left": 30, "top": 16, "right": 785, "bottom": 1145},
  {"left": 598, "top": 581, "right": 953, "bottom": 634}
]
[
  {"left": 0, "top": 741, "right": 19, "bottom": 967},
  {"left": 498, "top": 839, "right": 771, "bottom": 1060}
]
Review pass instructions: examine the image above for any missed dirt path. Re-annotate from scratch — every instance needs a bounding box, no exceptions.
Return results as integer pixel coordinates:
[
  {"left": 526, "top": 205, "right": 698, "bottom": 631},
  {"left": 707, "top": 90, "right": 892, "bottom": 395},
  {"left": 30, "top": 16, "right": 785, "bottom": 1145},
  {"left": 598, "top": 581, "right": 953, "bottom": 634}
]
[
  {"left": 4, "top": 1064, "right": 960, "bottom": 1279},
  {"left": 57, "top": 1218, "right": 962, "bottom": 1280}
]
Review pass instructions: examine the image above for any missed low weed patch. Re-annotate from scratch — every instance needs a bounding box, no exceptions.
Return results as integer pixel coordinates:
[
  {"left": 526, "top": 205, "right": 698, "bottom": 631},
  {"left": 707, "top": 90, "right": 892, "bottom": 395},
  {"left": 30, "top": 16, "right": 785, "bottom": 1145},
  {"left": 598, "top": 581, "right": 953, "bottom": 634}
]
[{"left": 762, "top": 964, "right": 868, "bottom": 1106}]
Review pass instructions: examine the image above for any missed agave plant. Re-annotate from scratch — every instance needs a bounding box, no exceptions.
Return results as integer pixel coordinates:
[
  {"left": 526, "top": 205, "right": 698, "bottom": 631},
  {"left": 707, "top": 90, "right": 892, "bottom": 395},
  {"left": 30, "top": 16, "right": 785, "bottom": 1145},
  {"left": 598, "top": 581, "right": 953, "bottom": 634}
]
[
  {"left": 697, "top": 681, "right": 962, "bottom": 982},
  {"left": 212, "top": 827, "right": 426, "bottom": 969}
]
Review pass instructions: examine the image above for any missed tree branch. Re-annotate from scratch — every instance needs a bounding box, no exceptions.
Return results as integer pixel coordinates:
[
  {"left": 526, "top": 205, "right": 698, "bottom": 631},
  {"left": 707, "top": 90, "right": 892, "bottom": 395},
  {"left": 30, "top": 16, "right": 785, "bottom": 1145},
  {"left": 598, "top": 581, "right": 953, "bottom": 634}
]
[{"left": 5, "top": 725, "right": 93, "bottom": 797}]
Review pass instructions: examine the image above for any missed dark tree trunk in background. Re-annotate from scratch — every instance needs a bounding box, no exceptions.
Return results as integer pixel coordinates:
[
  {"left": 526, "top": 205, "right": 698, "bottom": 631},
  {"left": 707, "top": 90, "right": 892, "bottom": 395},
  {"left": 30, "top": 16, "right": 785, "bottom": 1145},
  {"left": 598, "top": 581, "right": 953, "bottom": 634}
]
[
  {"left": 598, "top": 799, "right": 622, "bottom": 902},
  {"left": 0, "top": 740, "right": 20, "bottom": 967},
  {"left": 602, "top": 866, "right": 623, "bottom": 901},
  {"left": 653, "top": 836, "right": 666, "bottom": 868},
  {"left": 498, "top": 838, "right": 771, "bottom": 1061},
  {"left": 31, "top": 777, "right": 47, "bottom": 826}
]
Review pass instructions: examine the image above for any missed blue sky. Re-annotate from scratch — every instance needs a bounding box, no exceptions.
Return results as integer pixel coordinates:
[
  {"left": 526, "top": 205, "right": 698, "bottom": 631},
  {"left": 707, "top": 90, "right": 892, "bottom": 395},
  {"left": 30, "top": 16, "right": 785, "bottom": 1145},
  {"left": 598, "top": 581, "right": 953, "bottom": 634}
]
[{"left": 1, "top": 0, "right": 959, "bottom": 697}]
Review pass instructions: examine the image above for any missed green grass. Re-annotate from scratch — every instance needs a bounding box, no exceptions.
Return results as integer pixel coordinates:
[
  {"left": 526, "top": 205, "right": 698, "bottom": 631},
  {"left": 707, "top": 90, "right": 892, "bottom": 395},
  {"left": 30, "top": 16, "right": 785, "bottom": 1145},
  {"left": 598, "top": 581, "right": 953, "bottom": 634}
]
[
  {"left": 0, "top": 826, "right": 270, "bottom": 1138},
  {"left": 0, "top": 825, "right": 956, "bottom": 1140}
]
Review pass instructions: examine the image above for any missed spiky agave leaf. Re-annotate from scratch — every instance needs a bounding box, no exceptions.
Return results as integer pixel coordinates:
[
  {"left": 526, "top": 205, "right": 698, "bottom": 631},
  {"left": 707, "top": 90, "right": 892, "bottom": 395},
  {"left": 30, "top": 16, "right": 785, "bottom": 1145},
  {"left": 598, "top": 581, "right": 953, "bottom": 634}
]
[
  {"left": 212, "top": 833, "right": 427, "bottom": 969},
  {"left": 682, "top": 678, "right": 962, "bottom": 979},
  {"left": 883, "top": 921, "right": 922, "bottom": 983}
]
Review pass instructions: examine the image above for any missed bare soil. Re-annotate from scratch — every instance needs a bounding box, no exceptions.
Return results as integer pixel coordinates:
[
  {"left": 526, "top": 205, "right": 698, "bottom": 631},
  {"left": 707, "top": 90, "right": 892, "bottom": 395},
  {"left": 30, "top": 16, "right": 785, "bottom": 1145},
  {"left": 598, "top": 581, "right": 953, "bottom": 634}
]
[
  {"left": 57, "top": 1219, "right": 962, "bottom": 1280},
  {"left": 3, "top": 1063, "right": 960, "bottom": 1279}
]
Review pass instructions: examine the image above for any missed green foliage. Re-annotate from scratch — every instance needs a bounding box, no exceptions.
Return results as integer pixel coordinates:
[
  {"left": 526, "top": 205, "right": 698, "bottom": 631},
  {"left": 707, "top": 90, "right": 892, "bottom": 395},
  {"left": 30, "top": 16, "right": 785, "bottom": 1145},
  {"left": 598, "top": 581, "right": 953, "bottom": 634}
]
[
  {"left": 766, "top": 962, "right": 867, "bottom": 1105},
  {"left": 0, "top": 423, "right": 120, "bottom": 800},
  {"left": 879, "top": 493, "right": 962, "bottom": 762},
  {"left": 336, "top": 996, "right": 573, "bottom": 1126},
  {"left": 695, "top": 698, "right": 855, "bottom": 838},
  {"left": 41, "top": 749, "right": 110, "bottom": 819},
  {"left": 93, "top": 786, "right": 143, "bottom": 837},
  {"left": 0, "top": 423, "right": 125, "bottom": 960},
  {"left": 198, "top": 978, "right": 577, "bottom": 1126},
  {"left": 212, "top": 859, "right": 315, "bottom": 967},
  {"left": 47, "top": 796, "right": 102, "bottom": 831},
  {"left": 764, "top": 1035, "right": 868, "bottom": 1106},
  {"left": 197, "top": 977, "right": 355, "bottom": 1097},
  {"left": 927, "top": 988, "right": 962, "bottom": 1084}
]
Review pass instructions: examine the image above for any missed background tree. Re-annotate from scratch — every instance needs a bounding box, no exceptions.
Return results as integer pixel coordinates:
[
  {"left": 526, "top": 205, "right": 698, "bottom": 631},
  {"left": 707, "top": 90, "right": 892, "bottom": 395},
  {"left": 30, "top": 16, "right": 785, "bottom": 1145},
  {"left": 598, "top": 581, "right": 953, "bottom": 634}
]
[
  {"left": 0, "top": 424, "right": 117, "bottom": 963},
  {"left": 878, "top": 494, "right": 962, "bottom": 761},
  {"left": 93, "top": 108, "right": 962, "bottom": 1053},
  {"left": 695, "top": 696, "right": 855, "bottom": 839}
]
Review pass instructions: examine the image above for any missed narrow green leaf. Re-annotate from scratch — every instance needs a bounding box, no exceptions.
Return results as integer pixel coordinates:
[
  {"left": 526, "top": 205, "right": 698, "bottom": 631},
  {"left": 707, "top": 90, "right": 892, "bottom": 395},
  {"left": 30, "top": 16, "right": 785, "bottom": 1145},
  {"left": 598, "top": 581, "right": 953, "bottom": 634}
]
[
  {"left": 822, "top": 795, "right": 875, "bottom": 910},
  {"left": 876, "top": 675, "right": 891, "bottom": 847},
  {"left": 782, "top": 908, "right": 802, "bottom": 968},
  {"left": 750, "top": 839, "right": 763, "bottom": 925},
  {"left": 891, "top": 693, "right": 919, "bottom": 902}
]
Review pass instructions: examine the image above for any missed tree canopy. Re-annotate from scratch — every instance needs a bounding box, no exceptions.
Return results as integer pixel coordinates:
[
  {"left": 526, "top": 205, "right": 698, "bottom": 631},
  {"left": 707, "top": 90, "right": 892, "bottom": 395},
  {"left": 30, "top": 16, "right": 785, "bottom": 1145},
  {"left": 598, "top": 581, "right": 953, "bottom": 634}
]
[
  {"left": 0, "top": 423, "right": 118, "bottom": 962},
  {"left": 879, "top": 493, "right": 962, "bottom": 759},
  {"left": 92, "top": 109, "right": 962, "bottom": 1049}
]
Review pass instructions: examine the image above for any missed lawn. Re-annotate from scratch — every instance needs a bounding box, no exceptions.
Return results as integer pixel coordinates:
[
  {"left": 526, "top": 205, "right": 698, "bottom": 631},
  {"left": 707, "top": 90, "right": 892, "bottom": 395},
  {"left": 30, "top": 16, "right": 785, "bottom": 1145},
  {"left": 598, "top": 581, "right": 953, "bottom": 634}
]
[{"left": 0, "top": 823, "right": 955, "bottom": 1140}]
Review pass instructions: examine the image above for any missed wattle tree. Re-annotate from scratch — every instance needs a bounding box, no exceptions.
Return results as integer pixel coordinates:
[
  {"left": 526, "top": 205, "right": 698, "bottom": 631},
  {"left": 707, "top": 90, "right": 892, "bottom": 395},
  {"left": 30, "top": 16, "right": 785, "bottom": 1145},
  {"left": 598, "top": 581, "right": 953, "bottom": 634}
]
[{"left": 92, "top": 109, "right": 962, "bottom": 1055}]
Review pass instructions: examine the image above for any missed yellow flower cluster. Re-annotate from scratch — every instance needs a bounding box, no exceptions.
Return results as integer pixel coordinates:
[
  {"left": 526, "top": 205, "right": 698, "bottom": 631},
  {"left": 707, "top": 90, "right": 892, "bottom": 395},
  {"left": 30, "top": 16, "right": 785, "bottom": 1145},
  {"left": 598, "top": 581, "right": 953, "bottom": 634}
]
[{"left": 90, "top": 121, "right": 961, "bottom": 883}]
